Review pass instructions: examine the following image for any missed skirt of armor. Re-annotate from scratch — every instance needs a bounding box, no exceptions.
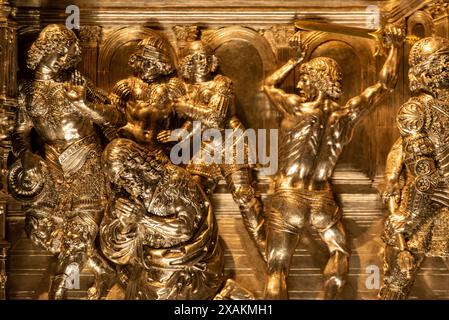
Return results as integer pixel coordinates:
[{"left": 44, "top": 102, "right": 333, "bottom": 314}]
[{"left": 24, "top": 142, "right": 107, "bottom": 256}]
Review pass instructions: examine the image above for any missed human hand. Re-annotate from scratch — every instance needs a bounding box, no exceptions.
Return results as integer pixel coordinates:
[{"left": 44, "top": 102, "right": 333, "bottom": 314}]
[
  {"left": 157, "top": 130, "right": 176, "bottom": 143},
  {"left": 382, "top": 181, "right": 401, "bottom": 212},
  {"left": 384, "top": 24, "right": 405, "bottom": 48},
  {"left": 21, "top": 150, "right": 44, "bottom": 182},
  {"left": 289, "top": 31, "right": 307, "bottom": 64},
  {"left": 66, "top": 70, "right": 87, "bottom": 104}
]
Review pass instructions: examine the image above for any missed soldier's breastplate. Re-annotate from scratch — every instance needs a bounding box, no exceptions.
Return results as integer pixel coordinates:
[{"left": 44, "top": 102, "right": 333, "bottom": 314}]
[
  {"left": 27, "top": 80, "right": 89, "bottom": 140},
  {"left": 189, "top": 81, "right": 215, "bottom": 106},
  {"left": 397, "top": 95, "right": 449, "bottom": 216}
]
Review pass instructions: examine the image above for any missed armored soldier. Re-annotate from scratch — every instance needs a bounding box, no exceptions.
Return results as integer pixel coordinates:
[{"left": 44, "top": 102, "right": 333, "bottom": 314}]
[
  {"left": 9, "top": 24, "right": 122, "bottom": 299},
  {"left": 109, "top": 36, "right": 183, "bottom": 148},
  {"left": 262, "top": 25, "right": 404, "bottom": 299},
  {"left": 380, "top": 36, "right": 449, "bottom": 299},
  {"left": 159, "top": 40, "right": 266, "bottom": 260}
]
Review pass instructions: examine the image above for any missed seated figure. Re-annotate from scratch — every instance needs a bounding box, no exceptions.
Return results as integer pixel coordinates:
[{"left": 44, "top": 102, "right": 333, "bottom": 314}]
[{"left": 100, "top": 138, "right": 225, "bottom": 299}]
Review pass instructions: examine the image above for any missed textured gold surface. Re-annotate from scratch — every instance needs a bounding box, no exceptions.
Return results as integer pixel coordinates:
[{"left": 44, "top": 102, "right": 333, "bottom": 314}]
[{"left": 1, "top": 0, "right": 449, "bottom": 300}]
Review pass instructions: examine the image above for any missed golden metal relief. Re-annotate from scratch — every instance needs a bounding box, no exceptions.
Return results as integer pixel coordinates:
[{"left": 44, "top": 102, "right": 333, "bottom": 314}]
[
  {"left": 380, "top": 36, "right": 449, "bottom": 300},
  {"left": 1, "top": 0, "right": 449, "bottom": 301}
]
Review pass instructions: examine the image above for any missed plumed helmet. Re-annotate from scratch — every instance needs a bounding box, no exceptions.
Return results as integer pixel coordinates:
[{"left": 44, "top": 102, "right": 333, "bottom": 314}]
[{"left": 409, "top": 36, "right": 449, "bottom": 69}]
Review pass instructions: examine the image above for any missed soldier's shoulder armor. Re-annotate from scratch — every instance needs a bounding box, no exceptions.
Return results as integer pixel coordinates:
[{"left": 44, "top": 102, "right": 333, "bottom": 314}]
[
  {"left": 112, "top": 78, "right": 134, "bottom": 98},
  {"left": 166, "top": 77, "right": 186, "bottom": 100},
  {"left": 396, "top": 96, "right": 432, "bottom": 136},
  {"left": 213, "top": 75, "right": 233, "bottom": 96}
]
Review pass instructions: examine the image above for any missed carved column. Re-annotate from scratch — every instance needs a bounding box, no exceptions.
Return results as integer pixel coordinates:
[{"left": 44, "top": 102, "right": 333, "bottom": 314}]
[
  {"left": 0, "top": 0, "right": 17, "bottom": 301},
  {"left": 78, "top": 26, "right": 102, "bottom": 85},
  {"left": 425, "top": 0, "right": 449, "bottom": 37},
  {"left": 260, "top": 26, "right": 296, "bottom": 92}
]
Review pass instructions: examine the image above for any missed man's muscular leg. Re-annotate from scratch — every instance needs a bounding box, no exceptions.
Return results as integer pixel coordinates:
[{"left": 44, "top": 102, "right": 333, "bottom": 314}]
[
  {"left": 264, "top": 192, "right": 306, "bottom": 299},
  {"left": 86, "top": 249, "right": 116, "bottom": 299},
  {"left": 310, "top": 195, "right": 349, "bottom": 300},
  {"left": 265, "top": 227, "right": 301, "bottom": 299},
  {"left": 318, "top": 221, "right": 349, "bottom": 299}
]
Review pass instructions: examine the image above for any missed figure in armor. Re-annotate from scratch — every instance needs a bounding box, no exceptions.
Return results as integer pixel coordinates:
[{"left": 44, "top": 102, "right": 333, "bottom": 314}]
[
  {"left": 380, "top": 36, "right": 449, "bottom": 300},
  {"left": 9, "top": 24, "right": 122, "bottom": 299}
]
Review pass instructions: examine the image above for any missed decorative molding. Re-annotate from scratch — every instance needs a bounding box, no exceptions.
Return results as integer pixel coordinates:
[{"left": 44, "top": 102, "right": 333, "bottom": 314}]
[
  {"left": 407, "top": 10, "right": 435, "bottom": 37},
  {"left": 79, "top": 25, "right": 102, "bottom": 43},
  {"left": 172, "top": 25, "right": 199, "bottom": 43},
  {"left": 260, "top": 25, "right": 296, "bottom": 53},
  {"left": 383, "top": 0, "right": 433, "bottom": 22},
  {"left": 425, "top": 0, "right": 449, "bottom": 20}
]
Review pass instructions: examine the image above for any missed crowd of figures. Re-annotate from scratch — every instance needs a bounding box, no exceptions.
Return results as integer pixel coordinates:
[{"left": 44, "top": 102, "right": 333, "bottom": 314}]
[{"left": 5, "top": 22, "right": 449, "bottom": 300}]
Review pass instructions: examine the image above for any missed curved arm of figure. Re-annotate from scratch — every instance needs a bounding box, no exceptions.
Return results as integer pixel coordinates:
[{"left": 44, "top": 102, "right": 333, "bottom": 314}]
[
  {"left": 77, "top": 100, "right": 125, "bottom": 127},
  {"left": 382, "top": 137, "right": 404, "bottom": 213},
  {"left": 343, "top": 26, "right": 404, "bottom": 126},
  {"left": 174, "top": 93, "right": 230, "bottom": 128},
  {"left": 109, "top": 79, "right": 132, "bottom": 114},
  {"left": 68, "top": 83, "right": 125, "bottom": 127},
  {"left": 11, "top": 90, "right": 44, "bottom": 174},
  {"left": 67, "top": 77, "right": 125, "bottom": 127},
  {"left": 140, "top": 207, "right": 195, "bottom": 243},
  {"left": 263, "top": 59, "right": 303, "bottom": 117}
]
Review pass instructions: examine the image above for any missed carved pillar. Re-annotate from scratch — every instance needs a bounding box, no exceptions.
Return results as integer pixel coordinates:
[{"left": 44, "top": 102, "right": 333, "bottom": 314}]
[
  {"left": 78, "top": 26, "right": 102, "bottom": 85},
  {"left": 261, "top": 26, "right": 296, "bottom": 89},
  {"left": 0, "top": 0, "right": 17, "bottom": 301},
  {"left": 425, "top": 0, "right": 449, "bottom": 37}
]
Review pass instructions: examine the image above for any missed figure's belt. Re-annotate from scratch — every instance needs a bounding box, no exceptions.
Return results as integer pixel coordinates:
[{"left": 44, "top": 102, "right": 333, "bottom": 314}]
[
  {"left": 58, "top": 135, "right": 98, "bottom": 164},
  {"left": 45, "top": 135, "right": 100, "bottom": 177}
]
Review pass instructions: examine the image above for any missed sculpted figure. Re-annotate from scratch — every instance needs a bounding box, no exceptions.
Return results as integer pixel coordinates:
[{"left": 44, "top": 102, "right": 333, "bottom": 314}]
[
  {"left": 380, "top": 36, "right": 449, "bottom": 299},
  {"left": 109, "top": 36, "right": 182, "bottom": 148},
  {"left": 100, "top": 138, "right": 225, "bottom": 299},
  {"left": 9, "top": 24, "right": 122, "bottom": 299},
  {"left": 101, "top": 35, "right": 253, "bottom": 300},
  {"left": 159, "top": 40, "right": 266, "bottom": 260},
  {"left": 262, "top": 26, "right": 404, "bottom": 299}
]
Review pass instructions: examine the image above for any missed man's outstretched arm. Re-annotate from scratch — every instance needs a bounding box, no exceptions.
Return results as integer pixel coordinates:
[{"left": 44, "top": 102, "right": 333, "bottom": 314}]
[
  {"left": 263, "top": 33, "right": 306, "bottom": 117},
  {"left": 343, "top": 25, "right": 405, "bottom": 126}
]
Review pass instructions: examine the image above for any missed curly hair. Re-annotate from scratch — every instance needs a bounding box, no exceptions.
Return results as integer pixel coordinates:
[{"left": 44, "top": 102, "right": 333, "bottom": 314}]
[
  {"left": 178, "top": 41, "right": 219, "bottom": 80},
  {"left": 27, "top": 24, "right": 81, "bottom": 71},
  {"left": 128, "top": 54, "right": 174, "bottom": 77},
  {"left": 408, "top": 37, "right": 449, "bottom": 94},
  {"left": 102, "top": 138, "right": 204, "bottom": 219},
  {"left": 298, "top": 57, "right": 342, "bottom": 100}
]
